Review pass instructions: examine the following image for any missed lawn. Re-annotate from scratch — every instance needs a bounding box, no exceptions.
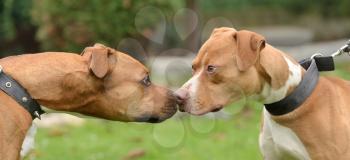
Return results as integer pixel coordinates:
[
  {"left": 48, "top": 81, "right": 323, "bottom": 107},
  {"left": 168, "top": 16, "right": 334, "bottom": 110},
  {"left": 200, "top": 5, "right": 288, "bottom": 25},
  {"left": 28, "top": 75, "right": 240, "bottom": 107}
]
[
  {"left": 30, "top": 102, "right": 263, "bottom": 160},
  {"left": 27, "top": 62, "right": 350, "bottom": 160}
]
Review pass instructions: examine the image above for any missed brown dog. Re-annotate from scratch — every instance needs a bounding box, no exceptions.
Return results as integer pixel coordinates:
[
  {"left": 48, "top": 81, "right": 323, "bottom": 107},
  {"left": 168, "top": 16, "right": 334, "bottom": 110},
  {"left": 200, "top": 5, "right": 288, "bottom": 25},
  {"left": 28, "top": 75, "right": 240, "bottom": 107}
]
[
  {"left": 176, "top": 27, "right": 350, "bottom": 159},
  {"left": 0, "top": 44, "right": 177, "bottom": 160}
]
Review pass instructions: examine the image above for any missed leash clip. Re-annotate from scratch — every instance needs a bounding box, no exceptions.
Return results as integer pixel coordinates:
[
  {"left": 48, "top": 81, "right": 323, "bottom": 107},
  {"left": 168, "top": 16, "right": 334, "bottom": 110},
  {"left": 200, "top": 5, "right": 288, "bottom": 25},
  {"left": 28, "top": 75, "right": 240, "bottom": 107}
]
[
  {"left": 311, "top": 53, "right": 323, "bottom": 59},
  {"left": 331, "top": 40, "right": 350, "bottom": 57}
]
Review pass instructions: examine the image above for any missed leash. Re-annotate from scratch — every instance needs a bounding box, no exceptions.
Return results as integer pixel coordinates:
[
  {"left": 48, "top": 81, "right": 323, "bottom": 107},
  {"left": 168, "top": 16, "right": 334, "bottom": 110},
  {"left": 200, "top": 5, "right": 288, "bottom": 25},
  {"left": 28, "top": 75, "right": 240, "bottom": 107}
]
[
  {"left": 0, "top": 66, "right": 44, "bottom": 120},
  {"left": 265, "top": 40, "right": 350, "bottom": 116}
]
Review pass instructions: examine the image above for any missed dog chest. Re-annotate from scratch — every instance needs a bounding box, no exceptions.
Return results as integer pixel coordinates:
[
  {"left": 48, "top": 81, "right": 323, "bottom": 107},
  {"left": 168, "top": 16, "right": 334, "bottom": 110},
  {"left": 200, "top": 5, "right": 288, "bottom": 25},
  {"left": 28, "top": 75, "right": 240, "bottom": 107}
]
[{"left": 259, "top": 109, "right": 311, "bottom": 160}]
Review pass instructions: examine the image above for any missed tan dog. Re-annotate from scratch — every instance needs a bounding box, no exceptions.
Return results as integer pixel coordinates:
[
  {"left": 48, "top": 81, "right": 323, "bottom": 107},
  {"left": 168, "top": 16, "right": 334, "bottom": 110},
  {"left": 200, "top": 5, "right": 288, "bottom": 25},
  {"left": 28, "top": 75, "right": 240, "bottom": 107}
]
[
  {"left": 176, "top": 27, "right": 350, "bottom": 159},
  {"left": 0, "top": 44, "right": 177, "bottom": 160}
]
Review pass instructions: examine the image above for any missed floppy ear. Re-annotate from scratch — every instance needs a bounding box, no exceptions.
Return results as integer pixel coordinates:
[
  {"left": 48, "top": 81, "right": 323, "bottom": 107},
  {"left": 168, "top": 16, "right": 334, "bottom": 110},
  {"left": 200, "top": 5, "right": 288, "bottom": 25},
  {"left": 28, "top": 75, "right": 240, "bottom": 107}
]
[
  {"left": 259, "top": 47, "right": 290, "bottom": 89},
  {"left": 81, "top": 45, "right": 109, "bottom": 78},
  {"left": 234, "top": 30, "right": 266, "bottom": 71}
]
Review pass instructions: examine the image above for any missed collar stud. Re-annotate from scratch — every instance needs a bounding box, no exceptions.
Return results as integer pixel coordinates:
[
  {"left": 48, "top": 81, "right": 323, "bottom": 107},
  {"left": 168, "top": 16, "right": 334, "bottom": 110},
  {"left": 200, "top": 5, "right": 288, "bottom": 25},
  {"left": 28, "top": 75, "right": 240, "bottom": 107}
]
[
  {"left": 34, "top": 111, "right": 41, "bottom": 120},
  {"left": 5, "top": 82, "right": 11, "bottom": 88}
]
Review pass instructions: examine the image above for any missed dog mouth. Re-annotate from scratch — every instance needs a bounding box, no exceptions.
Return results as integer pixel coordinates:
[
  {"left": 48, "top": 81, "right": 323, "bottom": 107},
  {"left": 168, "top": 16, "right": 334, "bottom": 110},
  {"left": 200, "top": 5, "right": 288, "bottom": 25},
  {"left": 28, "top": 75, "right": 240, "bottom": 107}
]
[
  {"left": 136, "top": 93, "right": 178, "bottom": 123},
  {"left": 136, "top": 108, "right": 176, "bottom": 123},
  {"left": 178, "top": 101, "right": 223, "bottom": 115},
  {"left": 135, "top": 108, "right": 176, "bottom": 123},
  {"left": 135, "top": 116, "right": 162, "bottom": 123},
  {"left": 178, "top": 104, "right": 187, "bottom": 112},
  {"left": 160, "top": 98, "right": 178, "bottom": 119},
  {"left": 211, "top": 108, "right": 221, "bottom": 112},
  {"left": 210, "top": 105, "right": 224, "bottom": 112}
]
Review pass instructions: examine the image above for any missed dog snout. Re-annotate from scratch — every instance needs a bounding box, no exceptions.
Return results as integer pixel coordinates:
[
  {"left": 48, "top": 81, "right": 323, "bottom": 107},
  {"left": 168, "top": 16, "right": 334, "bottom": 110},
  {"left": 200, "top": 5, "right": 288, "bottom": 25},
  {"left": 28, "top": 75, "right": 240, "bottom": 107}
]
[
  {"left": 175, "top": 88, "right": 189, "bottom": 112},
  {"left": 175, "top": 88, "right": 189, "bottom": 105}
]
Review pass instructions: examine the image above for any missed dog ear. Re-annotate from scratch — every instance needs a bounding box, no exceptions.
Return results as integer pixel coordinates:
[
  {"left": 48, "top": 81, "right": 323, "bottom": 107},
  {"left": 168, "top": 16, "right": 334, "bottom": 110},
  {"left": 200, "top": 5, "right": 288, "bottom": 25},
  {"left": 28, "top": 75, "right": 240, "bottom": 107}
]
[
  {"left": 259, "top": 47, "right": 290, "bottom": 89},
  {"left": 234, "top": 30, "right": 266, "bottom": 71},
  {"left": 81, "top": 45, "right": 110, "bottom": 78}
]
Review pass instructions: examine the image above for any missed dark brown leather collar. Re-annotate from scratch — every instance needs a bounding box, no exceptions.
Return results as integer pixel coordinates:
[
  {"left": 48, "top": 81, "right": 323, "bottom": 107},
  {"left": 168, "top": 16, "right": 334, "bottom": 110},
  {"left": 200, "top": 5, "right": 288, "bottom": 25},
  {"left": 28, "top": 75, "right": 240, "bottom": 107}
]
[
  {"left": 264, "top": 56, "right": 334, "bottom": 116},
  {"left": 0, "top": 65, "right": 44, "bottom": 119}
]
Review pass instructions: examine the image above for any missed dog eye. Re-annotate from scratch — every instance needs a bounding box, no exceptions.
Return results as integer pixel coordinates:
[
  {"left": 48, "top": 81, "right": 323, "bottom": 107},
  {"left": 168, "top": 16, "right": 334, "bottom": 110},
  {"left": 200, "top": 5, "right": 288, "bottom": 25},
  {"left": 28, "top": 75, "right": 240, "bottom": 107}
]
[
  {"left": 207, "top": 65, "right": 216, "bottom": 73},
  {"left": 141, "top": 75, "right": 151, "bottom": 86}
]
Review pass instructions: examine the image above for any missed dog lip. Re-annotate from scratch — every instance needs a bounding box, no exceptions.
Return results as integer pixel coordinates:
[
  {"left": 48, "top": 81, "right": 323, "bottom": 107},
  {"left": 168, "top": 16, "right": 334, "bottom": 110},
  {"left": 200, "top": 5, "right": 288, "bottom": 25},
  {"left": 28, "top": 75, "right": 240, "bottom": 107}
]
[
  {"left": 165, "top": 96, "right": 178, "bottom": 114},
  {"left": 176, "top": 102, "right": 222, "bottom": 115},
  {"left": 135, "top": 116, "right": 163, "bottom": 123},
  {"left": 176, "top": 99, "right": 185, "bottom": 105},
  {"left": 189, "top": 110, "right": 209, "bottom": 116},
  {"left": 211, "top": 105, "right": 223, "bottom": 112},
  {"left": 176, "top": 97, "right": 186, "bottom": 107},
  {"left": 147, "top": 117, "right": 161, "bottom": 123},
  {"left": 178, "top": 104, "right": 186, "bottom": 112},
  {"left": 186, "top": 105, "right": 224, "bottom": 115},
  {"left": 177, "top": 103, "right": 205, "bottom": 115}
]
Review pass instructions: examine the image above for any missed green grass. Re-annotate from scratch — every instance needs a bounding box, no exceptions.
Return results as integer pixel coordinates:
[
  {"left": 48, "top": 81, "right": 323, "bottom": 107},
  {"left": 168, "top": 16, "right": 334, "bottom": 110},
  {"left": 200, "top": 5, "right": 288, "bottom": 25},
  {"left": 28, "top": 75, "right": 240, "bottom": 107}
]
[
  {"left": 29, "top": 102, "right": 262, "bottom": 160},
  {"left": 322, "top": 63, "right": 350, "bottom": 80}
]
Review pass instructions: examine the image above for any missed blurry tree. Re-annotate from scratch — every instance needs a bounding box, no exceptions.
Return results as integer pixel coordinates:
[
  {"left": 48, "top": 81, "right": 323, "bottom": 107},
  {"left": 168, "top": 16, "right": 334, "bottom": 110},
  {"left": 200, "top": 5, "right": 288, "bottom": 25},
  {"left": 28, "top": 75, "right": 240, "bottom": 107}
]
[
  {"left": 200, "top": 0, "right": 350, "bottom": 41},
  {"left": 1, "top": 0, "right": 350, "bottom": 57},
  {"left": 31, "top": 0, "right": 177, "bottom": 53},
  {"left": 201, "top": 0, "right": 350, "bottom": 18},
  {"left": 0, "top": 0, "right": 39, "bottom": 57}
]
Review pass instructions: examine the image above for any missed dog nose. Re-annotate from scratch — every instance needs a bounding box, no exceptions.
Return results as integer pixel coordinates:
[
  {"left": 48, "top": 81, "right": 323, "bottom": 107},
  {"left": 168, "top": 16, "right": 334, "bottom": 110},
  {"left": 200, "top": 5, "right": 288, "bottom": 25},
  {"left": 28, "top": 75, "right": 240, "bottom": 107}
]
[{"left": 175, "top": 88, "right": 189, "bottom": 104}]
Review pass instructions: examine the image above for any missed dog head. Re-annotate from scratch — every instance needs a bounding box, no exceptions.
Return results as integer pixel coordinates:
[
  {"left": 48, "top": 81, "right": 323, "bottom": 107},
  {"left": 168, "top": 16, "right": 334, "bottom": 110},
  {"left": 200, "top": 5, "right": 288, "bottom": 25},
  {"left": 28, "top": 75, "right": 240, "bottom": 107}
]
[
  {"left": 175, "top": 27, "right": 290, "bottom": 115},
  {"left": 75, "top": 44, "right": 177, "bottom": 122}
]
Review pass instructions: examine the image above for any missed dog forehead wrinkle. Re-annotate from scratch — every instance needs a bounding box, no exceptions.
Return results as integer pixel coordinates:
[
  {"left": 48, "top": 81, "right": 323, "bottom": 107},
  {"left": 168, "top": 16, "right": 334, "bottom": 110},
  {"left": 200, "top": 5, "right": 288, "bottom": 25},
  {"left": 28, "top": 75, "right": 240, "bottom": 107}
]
[
  {"left": 116, "top": 55, "right": 148, "bottom": 80},
  {"left": 118, "top": 51, "right": 147, "bottom": 71},
  {"left": 212, "top": 27, "right": 237, "bottom": 37},
  {"left": 194, "top": 41, "right": 211, "bottom": 64},
  {"left": 202, "top": 52, "right": 211, "bottom": 66},
  {"left": 260, "top": 56, "right": 302, "bottom": 104},
  {"left": 192, "top": 49, "right": 206, "bottom": 70}
]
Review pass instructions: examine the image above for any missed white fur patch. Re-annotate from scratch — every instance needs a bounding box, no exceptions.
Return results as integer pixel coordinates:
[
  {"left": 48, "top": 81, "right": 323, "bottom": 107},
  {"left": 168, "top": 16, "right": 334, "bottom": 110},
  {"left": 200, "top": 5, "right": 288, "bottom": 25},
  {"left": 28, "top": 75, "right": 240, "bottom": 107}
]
[
  {"left": 260, "top": 109, "right": 311, "bottom": 160},
  {"left": 180, "top": 70, "right": 204, "bottom": 113},
  {"left": 20, "top": 113, "right": 84, "bottom": 159},
  {"left": 182, "top": 70, "right": 202, "bottom": 99},
  {"left": 259, "top": 56, "right": 310, "bottom": 159},
  {"left": 21, "top": 124, "right": 36, "bottom": 158},
  {"left": 260, "top": 56, "right": 302, "bottom": 104}
]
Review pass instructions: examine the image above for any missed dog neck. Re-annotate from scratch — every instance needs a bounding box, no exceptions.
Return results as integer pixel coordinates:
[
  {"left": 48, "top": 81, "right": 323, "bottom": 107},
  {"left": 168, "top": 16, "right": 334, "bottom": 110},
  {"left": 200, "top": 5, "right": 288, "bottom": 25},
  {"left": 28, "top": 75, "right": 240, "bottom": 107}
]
[
  {"left": 0, "top": 53, "right": 102, "bottom": 159},
  {"left": 255, "top": 47, "right": 305, "bottom": 104},
  {"left": 261, "top": 57, "right": 302, "bottom": 104},
  {"left": 0, "top": 53, "right": 100, "bottom": 112}
]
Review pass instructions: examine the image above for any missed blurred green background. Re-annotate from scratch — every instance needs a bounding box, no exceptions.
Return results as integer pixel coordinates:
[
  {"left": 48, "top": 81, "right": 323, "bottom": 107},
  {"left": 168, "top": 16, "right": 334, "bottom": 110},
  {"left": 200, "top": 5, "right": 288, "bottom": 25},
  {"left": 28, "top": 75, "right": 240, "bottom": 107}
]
[
  {"left": 1, "top": 0, "right": 350, "bottom": 159},
  {"left": 2, "top": 0, "right": 350, "bottom": 56},
  {"left": 33, "top": 103, "right": 263, "bottom": 160}
]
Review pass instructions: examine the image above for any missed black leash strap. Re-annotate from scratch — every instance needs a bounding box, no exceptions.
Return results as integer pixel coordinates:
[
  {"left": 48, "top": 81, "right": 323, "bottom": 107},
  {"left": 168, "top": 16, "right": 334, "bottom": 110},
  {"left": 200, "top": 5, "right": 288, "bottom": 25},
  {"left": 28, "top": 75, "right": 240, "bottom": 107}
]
[
  {"left": 299, "top": 56, "right": 334, "bottom": 71},
  {"left": 264, "top": 56, "right": 334, "bottom": 116},
  {"left": 0, "top": 66, "right": 44, "bottom": 119}
]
